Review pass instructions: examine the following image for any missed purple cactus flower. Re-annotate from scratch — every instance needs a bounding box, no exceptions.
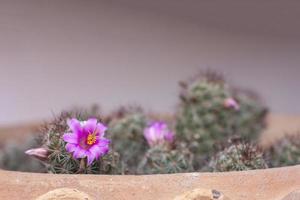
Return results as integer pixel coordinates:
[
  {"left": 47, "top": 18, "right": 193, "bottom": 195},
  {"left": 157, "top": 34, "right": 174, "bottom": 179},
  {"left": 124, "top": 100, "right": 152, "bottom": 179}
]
[
  {"left": 144, "top": 122, "right": 174, "bottom": 147},
  {"left": 224, "top": 98, "right": 240, "bottom": 110},
  {"left": 63, "top": 118, "right": 110, "bottom": 166}
]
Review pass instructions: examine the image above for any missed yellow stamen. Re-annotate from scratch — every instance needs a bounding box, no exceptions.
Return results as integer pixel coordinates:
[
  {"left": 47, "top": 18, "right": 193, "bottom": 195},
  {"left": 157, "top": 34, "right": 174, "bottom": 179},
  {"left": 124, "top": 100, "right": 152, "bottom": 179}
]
[{"left": 86, "top": 129, "right": 97, "bottom": 145}]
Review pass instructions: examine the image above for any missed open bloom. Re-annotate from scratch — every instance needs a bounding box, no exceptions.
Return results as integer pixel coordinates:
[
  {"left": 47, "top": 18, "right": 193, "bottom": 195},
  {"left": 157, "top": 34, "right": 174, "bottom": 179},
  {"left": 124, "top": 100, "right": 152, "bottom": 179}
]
[
  {"left": 144, "top": 122, "right": 174, "bottom": 147},
  {"left": 63, "top": 118, "right": 110, "bottom": 166},
  {"left": 224, "top": 97, "right": 240, "bottom": 110}
]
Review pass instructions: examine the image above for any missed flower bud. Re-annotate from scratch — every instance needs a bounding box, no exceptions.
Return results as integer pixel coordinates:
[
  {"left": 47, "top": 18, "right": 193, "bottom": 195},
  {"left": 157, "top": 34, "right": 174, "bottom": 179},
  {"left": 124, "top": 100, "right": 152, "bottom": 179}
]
[
  {"left": 224, "top": 98, "right": 240, "bottom": 110},
  {"left": 25, "top": 147, "right": 49, "bottom": 162}
]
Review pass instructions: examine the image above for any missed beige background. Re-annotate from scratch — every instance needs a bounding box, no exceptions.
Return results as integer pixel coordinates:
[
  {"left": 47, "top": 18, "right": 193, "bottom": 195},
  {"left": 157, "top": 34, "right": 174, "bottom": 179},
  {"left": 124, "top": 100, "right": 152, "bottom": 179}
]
[{"left": 0, "top": 0, "right": 300, "bottom": 125}]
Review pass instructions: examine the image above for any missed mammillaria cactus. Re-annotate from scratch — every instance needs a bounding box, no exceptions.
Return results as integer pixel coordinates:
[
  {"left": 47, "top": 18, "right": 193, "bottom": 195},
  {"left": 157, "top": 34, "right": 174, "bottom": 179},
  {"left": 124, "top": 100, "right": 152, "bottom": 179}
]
[
  {"left": 108, "top": 106, "right": 148, "bottom": 174},
  {"left": 138, "top": 122, "right": 194, "bottom": 174},
  {"left": 27, "top": 111, "right": 120, "bottom": 174},
  {"left": 0, "top": 136, "right": 46, "bottom": 172},
  {"left": 138, "top": 146, "right": 194, "bottom": 174},
  {"left": 175, "top": 71, "right": 268, "bottom": 167},
  {"left": 266, "top": 134, "right": 300, "bottom": 167},
  {"left": 231, "top": 88, "right": 268, "bottom": 141},
  {"left": 209, "top": 142, "right": 268, "bottom": 172}
]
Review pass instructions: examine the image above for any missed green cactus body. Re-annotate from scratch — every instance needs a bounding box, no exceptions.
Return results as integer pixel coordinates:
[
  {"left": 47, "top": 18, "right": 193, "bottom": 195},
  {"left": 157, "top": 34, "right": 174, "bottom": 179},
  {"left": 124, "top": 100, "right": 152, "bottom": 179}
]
[
  {"left": 176, "top": 72, "right": 267, "bottom": 168},
  {"left": 44, "top": 111, "right": 120, "bottom": 174},
  {"left": 108, "top": 106, "right": 148, "bottom": 174},
  {"left": 233, "top": 90, "right": 268, "bottom": 141},
  {"left": 137, "top": 145, "right": 194, "bottom": 174},
  {"left": 209, "top": 143, "right": 268, "bottom": 172},
  {"left": 0, "top": 136, "right": 46, "bottom": 172},
  {"left": 266, "top": 134, "right": 300, "bottom": 167}
]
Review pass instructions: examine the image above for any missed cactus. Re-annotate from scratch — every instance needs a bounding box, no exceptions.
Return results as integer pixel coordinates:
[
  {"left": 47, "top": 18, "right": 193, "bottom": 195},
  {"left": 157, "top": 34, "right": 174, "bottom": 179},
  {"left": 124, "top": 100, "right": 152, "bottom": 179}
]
[
  {"left": 108, "top": 106, "right": 148, "bottom": 174},
  {"left": 137, "top": 145, "right": 194, "bottom": 174},
  {"left": 266, "top": 134, "right": 300, "bottom": 167},
  {"left": 40, "top": 110, "right": 120, "bottom": 174},
  {"left": 231, "top": 88, "right": 268, "bottom": 141},
  {"left": 175, "top": 71, "right": 268, "bottom": 167},
  {"left": 209, "top": 142, "right": 268, "bottom": 172},
  {"left": 0, "top": 136, "right": 46, "bottom": 172}
]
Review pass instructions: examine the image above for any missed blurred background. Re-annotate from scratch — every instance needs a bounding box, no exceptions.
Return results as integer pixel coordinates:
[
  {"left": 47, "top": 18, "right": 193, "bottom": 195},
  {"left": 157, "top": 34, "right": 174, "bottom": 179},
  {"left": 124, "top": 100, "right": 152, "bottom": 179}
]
[{"left": 0, "top": 0, "right": 300, "bottom": 125}]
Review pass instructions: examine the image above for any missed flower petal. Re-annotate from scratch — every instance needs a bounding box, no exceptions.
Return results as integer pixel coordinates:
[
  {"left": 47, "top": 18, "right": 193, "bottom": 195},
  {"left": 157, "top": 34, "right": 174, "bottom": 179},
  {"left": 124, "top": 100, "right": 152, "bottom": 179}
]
[
  {"left": 88, "top": 145, "right": 101, "bottom": 158},
  {"left": 96, "top": 123, "right": 107, "bottom": 137},
  {"left": 98, "top": 138, "right": 110, "bottom": 147},
  {"left": 67, "top": 118, "right": 82, "bottom": 133},
  {"left": 143, "top": 122, "right": 174, "bottom": 146},
  {"left": 73, "top": 147, "right": 86, "bottom": 159},
  {"left": 100, "top": 145, "right": 109, "bottom": 154},
  {"left": 164, "top": 131, "right": 174, "bottom": 143},
  {"left": 83, "top": 118, "right": 97, "bottom": 133},
  {"left": 89, "top": 139, "right": 110, "bottom": 159},
  {"left": 65, "top": 143, "right": 77, "bottom": 152},
  {"left": 86, "top": 151, "right": 96, "bottom": 166},
  {"left": 63, "top": 133, "right": 78, "bottom": 144}
]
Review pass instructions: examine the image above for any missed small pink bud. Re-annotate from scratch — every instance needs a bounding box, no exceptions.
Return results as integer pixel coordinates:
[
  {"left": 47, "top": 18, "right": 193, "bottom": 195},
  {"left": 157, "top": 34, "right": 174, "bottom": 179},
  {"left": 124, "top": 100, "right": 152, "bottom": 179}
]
[
  {"left": 224, "top": 98, "right": 240, "bottom": 110},
  {"left": 25, "top": 147, "right": 48, "bottom": 161}
]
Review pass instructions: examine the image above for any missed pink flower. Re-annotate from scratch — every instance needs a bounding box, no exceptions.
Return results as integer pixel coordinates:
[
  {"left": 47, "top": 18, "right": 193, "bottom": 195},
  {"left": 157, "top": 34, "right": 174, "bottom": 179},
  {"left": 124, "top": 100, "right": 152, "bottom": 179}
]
[
  {"left": 25, "top": 147, "right": 48, "bottom": 161},
  {"left": 224, "top": 98, "right": 240, "bottom": 110},
  {"left": 144, "top": 122, "right": 174, "bottom": 147},
  {"left": 63, "top": 118, "right": 110, "bottom": 166}
]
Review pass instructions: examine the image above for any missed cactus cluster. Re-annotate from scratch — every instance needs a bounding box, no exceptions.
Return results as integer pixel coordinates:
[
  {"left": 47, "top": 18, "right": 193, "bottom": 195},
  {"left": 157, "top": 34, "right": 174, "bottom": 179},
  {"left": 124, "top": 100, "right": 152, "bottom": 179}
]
[
  {"left": 42, "top": 110, "right": 120, "bottom": 174},
  {"left": 108, "top": 106, "right": 148, "bottom": 174},
  {"left": 5, "top": 70, "right": 277, "bottom": 174},
  {"left": 137, "top": 121, "right": 194, "bottom": 174},
  {"left": 138, "top": 145, "right": 193, "bottom": 174},
  {"left": 0, "top": 136, "right": 46, "bottom": 172},
  {"left": 265, "top": 134, "right": 300, "bottom": 167},
  {"left": 175, "top": 71, "right": 268, "bottom": 167},
  {"left": 209, "top": 142, "right": 268, "bottom": 172}
]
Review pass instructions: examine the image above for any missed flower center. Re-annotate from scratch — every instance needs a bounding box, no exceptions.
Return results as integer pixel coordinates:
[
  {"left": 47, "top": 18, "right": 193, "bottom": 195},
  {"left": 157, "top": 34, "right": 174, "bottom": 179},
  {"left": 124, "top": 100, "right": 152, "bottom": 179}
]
[
  {"left": 86, "top": 134, "right": 97, "bottom": 145},
  {"left": 86, "top": 129, "right": 97, "bottom": 145}
]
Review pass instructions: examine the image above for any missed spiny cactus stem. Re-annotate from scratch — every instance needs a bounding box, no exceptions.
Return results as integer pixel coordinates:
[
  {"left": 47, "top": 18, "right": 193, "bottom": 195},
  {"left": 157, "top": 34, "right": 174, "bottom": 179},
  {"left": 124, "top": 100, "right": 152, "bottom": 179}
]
[{"left": 79, "top": 158, "right": 86, "bottom": 173}]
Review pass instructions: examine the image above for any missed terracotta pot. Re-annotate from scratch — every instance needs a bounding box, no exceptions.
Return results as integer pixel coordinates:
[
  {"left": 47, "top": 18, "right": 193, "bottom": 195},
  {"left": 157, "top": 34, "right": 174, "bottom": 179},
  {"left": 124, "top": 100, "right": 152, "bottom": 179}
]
[
  {"left": 0, "top": 114, "right": 299, "bottom": 200},
  {"left": 0, "top": 165, "right": 299, "bottom": 200}
]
